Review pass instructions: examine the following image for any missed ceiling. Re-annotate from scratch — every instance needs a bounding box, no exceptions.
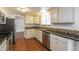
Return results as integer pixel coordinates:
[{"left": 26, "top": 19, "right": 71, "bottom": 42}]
[
  {"left": 1, "top": 7, "right": 41, "bottom": 16},
  {"left": 0, "top": 7, "right": 52, "bottom": 17}
]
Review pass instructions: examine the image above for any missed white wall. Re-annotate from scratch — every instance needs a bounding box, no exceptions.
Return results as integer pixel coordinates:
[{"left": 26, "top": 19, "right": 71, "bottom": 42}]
[
  {"left": 51, "top": 8, "right": 79, "bottom": 31},
  {"left": 0, "top": 8, "right": 25, "bottom": 32},
  {"left": 6, "top": 15, "right": 25, "bottom": 32},
  {"left": 15, "top": 16, "right": 25, "bottom": 32}
]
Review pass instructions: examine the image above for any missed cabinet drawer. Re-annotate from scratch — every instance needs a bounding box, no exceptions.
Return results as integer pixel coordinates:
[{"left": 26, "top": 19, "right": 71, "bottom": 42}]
[
  {"left": 50, "top": 34, "right": 68, "bottom": 43},
  {"left": 56, "top": 40, "right": 67, "bottom": 51},
  {"left": 57, "top": 36, "right": 68, "bottom": 43}
]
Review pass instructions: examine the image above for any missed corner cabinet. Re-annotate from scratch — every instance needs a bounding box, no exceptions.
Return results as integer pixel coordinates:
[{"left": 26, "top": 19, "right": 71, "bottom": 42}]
[
  {"left": 24, "top": 29, "right": 42, "bottom": 43},
  {"left": 24, "top": 29, "right": 36, "bottom": 39},
  {"left": 51, "top": 7, "right": 74, "bottom": 23}
]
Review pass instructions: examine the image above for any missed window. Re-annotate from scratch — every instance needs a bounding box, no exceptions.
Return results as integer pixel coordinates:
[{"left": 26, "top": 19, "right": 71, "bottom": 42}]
[{"left": 41, "top": 12, "right": 51, "bottom": 25}]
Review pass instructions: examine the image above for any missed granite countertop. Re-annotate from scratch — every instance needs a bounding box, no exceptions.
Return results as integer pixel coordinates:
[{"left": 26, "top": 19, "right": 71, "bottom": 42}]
[
  {"left": 0, "top": 31, "right": 12, "bottom": 45},
  {"left": 25, "top": 26, "right": 79, "bottom": 41}
]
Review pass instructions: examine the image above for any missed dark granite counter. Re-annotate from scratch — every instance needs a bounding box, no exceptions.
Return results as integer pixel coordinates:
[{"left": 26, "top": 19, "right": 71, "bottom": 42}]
[
  {"left": 25, "top": 26, "right": 79, "bottom": 41},
  {"left": 0, "top": 32, "right": 12, "bottom": 45}
]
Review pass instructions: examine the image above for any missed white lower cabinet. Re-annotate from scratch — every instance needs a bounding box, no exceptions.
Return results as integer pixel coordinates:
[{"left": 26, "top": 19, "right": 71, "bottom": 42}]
[
  {"left": 37, "top": 30, "right": 42, "bottom": 43},
  {"left": 74, "top": 41, "right": 79, "bottom": 51},
  {"left": 24, "top": 29, "right": 42, "bottom": 43},
  {"left": 24, "top": 29, "right": 36, "bottom": 39},
  {"left": 0, "top": 45, "right": 1, "bottom": 51},
  {"left": 33, "top": 29, "right": 39, "bottom": 39},
  {"left": 33, "top": 29, "right": 42, "bottom": 43},
  {"left": 50, "top": 34, "right": 68, "bottom": 51},
  {"left": 0, "top": 38, "right": 7, "bottom": 51}
]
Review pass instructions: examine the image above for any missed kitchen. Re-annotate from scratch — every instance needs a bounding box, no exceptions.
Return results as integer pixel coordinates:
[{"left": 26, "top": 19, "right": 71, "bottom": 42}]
[{"left": 0, "top": 7, "right": 79, "bottom": 51}]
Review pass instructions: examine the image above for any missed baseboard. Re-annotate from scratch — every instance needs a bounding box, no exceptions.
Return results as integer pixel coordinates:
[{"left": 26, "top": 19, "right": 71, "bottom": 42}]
[{"left": 15, "top": 31, "right": 24, "bottom": 33}]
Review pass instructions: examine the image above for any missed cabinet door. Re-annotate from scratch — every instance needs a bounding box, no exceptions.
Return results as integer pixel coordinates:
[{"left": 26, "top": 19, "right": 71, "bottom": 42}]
[
  {"left": 55, "top": 39, "right": 67, "bottom": 51},
  {"left": 51, "top": 8, "right": 59, "bottom": 23},
  {"left": 50, "top": 34, "right": 58, "bottom": 50},
  {"left": 25, "top": 15, "right": 33, "bottom": 24},
  {"left": 25, "top": 29, "right": 35, "bottom": 39},
  {"left": 50, "top": 34, "right": 68, "bottom": 51},
  {"left": 38, "top": 30, "right": 42, "bottom": 43},
  {"left": 59, "top": 7, "right": 74, "bottom": 23},
  {"left": 74, "top": 41, "right": 79, "bottom": 51},
  {"left": 33, "top": 16, "right": 40, "bottom": 24},
  {"left": 33, "top": 29, "right": 39, "bottom": 39}
]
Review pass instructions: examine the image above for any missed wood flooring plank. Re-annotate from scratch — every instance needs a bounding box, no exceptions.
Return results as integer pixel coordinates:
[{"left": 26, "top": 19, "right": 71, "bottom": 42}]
[{"left": 12, "top": 32, "right": 48, "bottom": 51}]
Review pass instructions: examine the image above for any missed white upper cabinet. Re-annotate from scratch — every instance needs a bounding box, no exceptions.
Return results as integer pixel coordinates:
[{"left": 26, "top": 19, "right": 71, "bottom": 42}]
[
  {"left": 59, "top": 7, "right": 74, "bottom": 23},
  {"left": 25, "top": 15, "right": 41, "bottom": 24},
  {"left": 33, "top": 16, "right": 41, "bottom": 24},
  {"left": 25, "top": 15, "right": 33, "bottom": 24},
  {"left": 51, "top": 7, "right": 74, "bottom": 23},
  {"left": 51, "top": 8, "right": 59, "bottom": 23}
]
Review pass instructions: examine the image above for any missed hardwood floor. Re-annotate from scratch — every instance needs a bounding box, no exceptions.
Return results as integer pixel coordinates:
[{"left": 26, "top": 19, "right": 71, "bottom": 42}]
[{"left": 12, "top": 32, "right": 48, "bottom": 51}]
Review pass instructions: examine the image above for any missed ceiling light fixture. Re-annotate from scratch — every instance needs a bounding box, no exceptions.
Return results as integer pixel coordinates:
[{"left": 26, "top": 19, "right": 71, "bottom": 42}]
[{"left": 17, "top": 7, "right": 30, "bottom": 12}]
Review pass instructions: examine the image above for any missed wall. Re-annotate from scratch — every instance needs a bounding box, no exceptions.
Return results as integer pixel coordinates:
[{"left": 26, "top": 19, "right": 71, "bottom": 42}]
[
  {"left": 51, "top": 7, "right": 79, "bottom": 31},
  {"left": 5, "top": 15, "right": 25, "bottom": 32},
  {"left": 15, "top": 16, "right": 24, "bottom": 32}
]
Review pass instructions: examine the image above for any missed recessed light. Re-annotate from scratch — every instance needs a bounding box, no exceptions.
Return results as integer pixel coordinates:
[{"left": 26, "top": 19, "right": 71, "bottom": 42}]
[
  {"left": 17, "top": 8, "right": 21, "bottom": 11},
  {"left": 17, "top": 7, "right": 30, "bottom": 12},
  {"left": 21, "top": 9, "right": 27, "bottom": 12}
]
